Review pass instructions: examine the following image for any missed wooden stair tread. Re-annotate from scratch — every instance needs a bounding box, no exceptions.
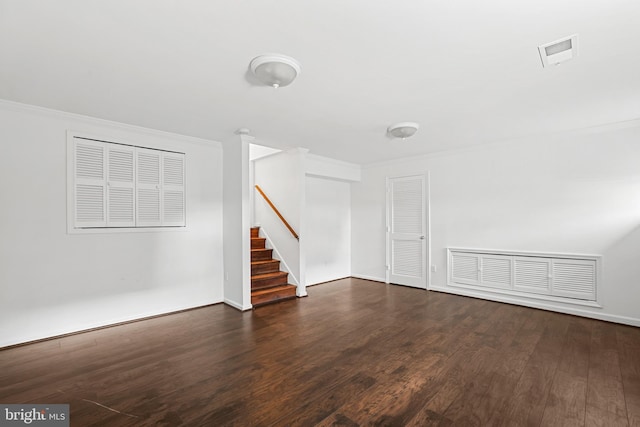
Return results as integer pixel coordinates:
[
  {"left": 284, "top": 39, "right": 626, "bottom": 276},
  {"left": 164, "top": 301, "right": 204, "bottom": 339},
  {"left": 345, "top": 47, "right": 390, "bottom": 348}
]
[
  {"left": 251, "top": 237, "right": 266, "bottom": 249},
  {"left": 251, "top": 259, "right": 278, "bottom": 265},
  {"left": 251, "top": 259, "right": 281, "bottom": 276},
  {"left": 251, "top": 284, "right": 296, "bottom": 295},
  {"left": 251, "top": 285, "right": 297, "bottom": 307},
  {"left": 251, "top": 248, "right": 273, "bottom": 262},
  {"left": 251, "top": 270, "right": 288, "bottom": 290},
  {"left": 251, "top": 271, "right": 288, "bottom": 280}
]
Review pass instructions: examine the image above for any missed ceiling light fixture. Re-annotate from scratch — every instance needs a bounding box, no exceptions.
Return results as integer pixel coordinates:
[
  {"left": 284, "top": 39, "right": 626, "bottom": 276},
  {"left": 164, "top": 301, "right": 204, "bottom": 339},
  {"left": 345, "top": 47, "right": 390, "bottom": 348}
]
[
  {"left": 250, "top": 54, "right": 301, "bottom": 88},
  {"left": 387, "top": 122, "right": 419, "bottom": 140}
]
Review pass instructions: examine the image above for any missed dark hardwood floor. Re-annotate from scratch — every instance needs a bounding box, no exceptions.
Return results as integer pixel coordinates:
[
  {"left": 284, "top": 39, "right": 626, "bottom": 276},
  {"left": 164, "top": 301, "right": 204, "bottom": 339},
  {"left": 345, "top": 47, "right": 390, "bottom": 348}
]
[{"left": 1, "top": 278, "right": 640, "bottom": 426}]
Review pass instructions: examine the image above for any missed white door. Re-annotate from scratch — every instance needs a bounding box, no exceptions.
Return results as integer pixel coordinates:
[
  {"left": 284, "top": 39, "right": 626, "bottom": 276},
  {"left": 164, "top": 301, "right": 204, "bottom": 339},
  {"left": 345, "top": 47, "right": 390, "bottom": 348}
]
[{"left": 387, "top": 175, "right": 428, "bottom": 289}]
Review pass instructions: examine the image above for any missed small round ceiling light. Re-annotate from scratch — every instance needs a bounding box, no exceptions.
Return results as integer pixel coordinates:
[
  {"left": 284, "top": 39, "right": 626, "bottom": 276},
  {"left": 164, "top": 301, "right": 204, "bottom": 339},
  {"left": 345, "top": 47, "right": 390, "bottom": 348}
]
[
  {"left": 387, "top": 122, "right": 419, "bottom": 140},
  {"left": 250, "top": 54, "right": 301, "bottom": 88}
]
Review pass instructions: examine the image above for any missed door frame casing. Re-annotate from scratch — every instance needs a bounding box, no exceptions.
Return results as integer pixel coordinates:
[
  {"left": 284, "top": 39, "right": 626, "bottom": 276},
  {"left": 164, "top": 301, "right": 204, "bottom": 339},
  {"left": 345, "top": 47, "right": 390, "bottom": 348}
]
[{"left": 385, "top": 173, "right": 431, "bottom": 290}]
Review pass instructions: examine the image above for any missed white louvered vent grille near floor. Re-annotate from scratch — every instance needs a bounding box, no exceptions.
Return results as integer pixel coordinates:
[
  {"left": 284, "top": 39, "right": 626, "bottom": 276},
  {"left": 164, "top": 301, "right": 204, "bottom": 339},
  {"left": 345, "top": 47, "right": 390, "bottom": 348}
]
[
  {"left": 553, "top": 260, "right": 596, "bottom": 300},
  {"left": 449, "top": 249, "right": 598, "bottom": 304},
  {"left": 481, "top": 256, "right": 511, "bottom": 289},
  {"left": 514, "top": 258, "right": 550, "bottom": 294},
  {"left": 449, "top": 253, "right": 479, "bottom": 284}
]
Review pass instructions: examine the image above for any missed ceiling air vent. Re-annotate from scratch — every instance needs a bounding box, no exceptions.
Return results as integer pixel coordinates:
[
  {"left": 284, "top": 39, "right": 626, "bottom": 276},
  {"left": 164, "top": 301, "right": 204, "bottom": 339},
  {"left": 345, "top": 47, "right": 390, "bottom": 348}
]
[{"left": 538, "top": 34, "right": 578, "bottom": 68}]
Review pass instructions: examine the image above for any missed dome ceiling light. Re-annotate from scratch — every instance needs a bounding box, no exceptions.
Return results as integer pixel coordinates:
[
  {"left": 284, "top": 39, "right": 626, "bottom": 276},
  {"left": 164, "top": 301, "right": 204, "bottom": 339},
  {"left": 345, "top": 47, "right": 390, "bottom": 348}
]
[
  {"left": 387, "top": 122, "right": 420, "bottom": 140},
  {"left": 250, "top": 54, "right": 301, "bottom": 88}
]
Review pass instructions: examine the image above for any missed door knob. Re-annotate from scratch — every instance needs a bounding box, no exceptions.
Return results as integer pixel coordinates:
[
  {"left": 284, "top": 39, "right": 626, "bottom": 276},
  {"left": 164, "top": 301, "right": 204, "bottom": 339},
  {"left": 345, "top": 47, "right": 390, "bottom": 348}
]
[{"left": 419, "top": 236, "right": 425, "bottom": 240}]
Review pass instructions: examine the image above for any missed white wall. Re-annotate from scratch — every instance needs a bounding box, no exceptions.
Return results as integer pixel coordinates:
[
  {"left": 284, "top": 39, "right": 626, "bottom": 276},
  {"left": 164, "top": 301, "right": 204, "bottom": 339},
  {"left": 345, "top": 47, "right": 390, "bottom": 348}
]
[
  {"left": 249, "top": 143, "right": 281, "bottom": 161},
  {"left": 249, "top": 143, "right": 282, "bottom": 225},
  {"left": 306, "top": 153, "right": 361, "bottom": 182},
  {"left": 351, "top": 123, "right": 640, "bottom": 326},
  {"left": 0, "top": 101, "right": 224, "bottom": 347},
  {"left": 305, "top": 176, "right": 351, "bottom": 285}
]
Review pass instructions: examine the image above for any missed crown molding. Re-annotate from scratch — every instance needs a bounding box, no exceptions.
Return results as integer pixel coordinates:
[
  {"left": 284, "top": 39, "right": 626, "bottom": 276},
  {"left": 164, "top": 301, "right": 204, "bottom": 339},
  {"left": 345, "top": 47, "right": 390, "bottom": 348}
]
[{"left": 0, "top": 98, "right": 221, "bottom": 148}]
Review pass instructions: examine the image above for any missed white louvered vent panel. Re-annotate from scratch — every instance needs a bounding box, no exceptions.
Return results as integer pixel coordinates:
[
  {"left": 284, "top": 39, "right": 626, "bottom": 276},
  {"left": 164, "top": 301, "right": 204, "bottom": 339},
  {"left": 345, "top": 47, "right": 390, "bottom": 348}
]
[
  {"left": 552, "top": 260, "right": 596, "bottom": 300},
  {"left": 71, "top": 135, "right": 186, "bottom": 229},
  {"left": 136, "top": 148, "right": 162, "bottom": 226},
  {"left": 137, "top": 189, "right": 161, "bottom": 223},
  {"left": 481, "top": 256, "right": 511, "bottom": 289},
  {"left": 163, "top": 156, "right": 184, "bottom": 186},
  {"left": 392, "top": 180, "right": 422, "bottom": 234},
  {"left": 448, "top": 249, "right": 599, "bottom": 305},
  {"left": 108, "top": 148, "right": 134, "bottom": 182},
  {"left": 392, "top": 240, "right": 423, "bottom": 278},
  {"left": 450, "top": 253, "right": 480, "bottom": 285},
  {"left": 76, "top": 143, "right": 104, "bottom": 179},
  {"left": 514, "top": 258, "right": 551, "bottom": 294},
  {"left": 76, "top": 184, "right": 104, "bottom": 223},
  {"left": 108, "top": 187, "right": 134, "bottom": 224},
  {"left": 137, "top": 151, "right": 160, "bottom": 184},
  {"left": 163, "top": 191, "right": 184, "bottom": 224}
]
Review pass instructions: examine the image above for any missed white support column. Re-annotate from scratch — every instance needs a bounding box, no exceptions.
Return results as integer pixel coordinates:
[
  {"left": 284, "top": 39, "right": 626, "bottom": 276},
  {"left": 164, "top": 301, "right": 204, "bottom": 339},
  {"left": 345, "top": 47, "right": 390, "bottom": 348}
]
[{"left": 222, "top": 134, "right": 253, "bottom": 310}]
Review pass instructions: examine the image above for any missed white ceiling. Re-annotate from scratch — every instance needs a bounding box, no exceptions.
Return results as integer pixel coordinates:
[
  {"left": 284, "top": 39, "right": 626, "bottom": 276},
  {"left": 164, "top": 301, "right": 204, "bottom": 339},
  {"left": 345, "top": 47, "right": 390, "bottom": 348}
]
[{"left": 1, "top": 0, "right": 639, "bottom": 165}]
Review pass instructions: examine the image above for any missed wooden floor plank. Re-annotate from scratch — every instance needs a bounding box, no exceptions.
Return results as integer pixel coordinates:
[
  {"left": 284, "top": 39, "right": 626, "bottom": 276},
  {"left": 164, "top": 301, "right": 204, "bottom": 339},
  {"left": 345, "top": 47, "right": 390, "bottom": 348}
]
[
  {"left": 617, "top": 326, "right": 640, "bottom": 427},
  {"left": 539, "top": 317, "right": 592, "bottom": 427},
  {"left": 487, "top": 310, "right": 571, "bottom": 426},
  {"left": 1, "top": 278, "right": 639, "bottom": 426},
  {"left": 587, "top": 321, "right": 628, "bottom": 420},
  {"left": 585, "top": 404, "right": 630, "bottom": 427},
  {"left": 470, "top": 308, "right": 546, "bottom": 425}
]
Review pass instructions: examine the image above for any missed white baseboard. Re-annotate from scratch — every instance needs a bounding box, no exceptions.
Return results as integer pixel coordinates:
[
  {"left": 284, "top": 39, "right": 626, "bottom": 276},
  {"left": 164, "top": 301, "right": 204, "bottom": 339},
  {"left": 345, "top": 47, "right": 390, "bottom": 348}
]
[
  {"left": 351, "top": 274, "right": 386, "bottom": 283},
  {"left": 224, "top": 298, "right": 252, "bottom": 311},
  {"left": 429, "top": 285, "right": 640, "bottom": 328}
]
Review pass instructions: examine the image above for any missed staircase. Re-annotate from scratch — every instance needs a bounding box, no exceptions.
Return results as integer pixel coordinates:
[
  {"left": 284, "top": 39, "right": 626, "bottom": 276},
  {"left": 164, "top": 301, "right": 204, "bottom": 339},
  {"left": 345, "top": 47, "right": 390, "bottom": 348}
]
[{"left": 251, "top": 227, "right": 297, "bottom": 307}]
